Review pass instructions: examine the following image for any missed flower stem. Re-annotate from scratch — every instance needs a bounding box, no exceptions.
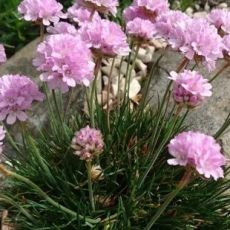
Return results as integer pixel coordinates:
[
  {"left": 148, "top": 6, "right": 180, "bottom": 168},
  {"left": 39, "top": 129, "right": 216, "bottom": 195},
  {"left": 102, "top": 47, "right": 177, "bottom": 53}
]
[
  {"left": 86, "top": 161, "right": 95, "bottom": 212},
  {"left": 40, "top": 22, "right": 45, "bottom": 42},
  {"left": 106, "top": 58, "right": 116, "bottom": 132},
  {"left": 0, "top": 164, "right": 100, "bottom": 225},
  {"left": 90, "top": 57, "right": 102, "bottom": 127},
  {"left": 52, "top": 90, "right": 63, "bottom": 124},
  {"left": 209, "top": 61, "right": 230, "bottom": 83},
  {"left": 144, "top": 169, "right": 193, "bottom": 230},
  {"left": 176, "top": 57, "right": 189, "bottom": 73}
]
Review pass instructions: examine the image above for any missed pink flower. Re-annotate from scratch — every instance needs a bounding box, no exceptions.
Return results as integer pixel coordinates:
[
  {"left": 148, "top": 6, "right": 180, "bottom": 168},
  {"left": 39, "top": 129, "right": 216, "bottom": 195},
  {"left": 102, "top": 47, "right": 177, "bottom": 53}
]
[
  {"left": 71, "top": 126, "right": 104, "bottom": 160},
  {"left": 0, "top": 75, "right": 44, "bottom": 124},
  {"left": 0, "top": 126, "right": 6, "bottom": 154},
  {"left": 179, "top": 19, "right": 223, "bottom": 71},
  {"left": 169, "top": 70, "right": 212, "bottom": 107},
  {"left": 0, "top": 44, "right": 6, "bottom": 64},
  {"left": 47, "top": 22, "right": 77, "bottom": 35},
  {"left": 126, "top": 18, "right": 157, "bottom": 42},
  {"left": 76, "top": 0, "right": 118, "bottom": 16},
  {"left": 123, "top": 0, "right": 169, "bottom": 23},
  {"left": 156, "top": 10, "right": 191, "bottom": 41},
  {"left": 168, "top": 131, "right": 226, "bottom": 180},
  {"left": 33, "top": 34, "right": 95, "bottom": 92},
  {"left": 79, "top": 19, "right": 130, "bottom": 57},
  {"left": 208, "top": 9, "right": 230, "bottom": 35},
  {"left": 18, "top": 0, "right": 66, "bottom": 26},
  {"left": 68, "top": 3, "right": 100, "bottom": 25},
  {"left": 134, "top": 0, "right": 169, "bottom": 17}
]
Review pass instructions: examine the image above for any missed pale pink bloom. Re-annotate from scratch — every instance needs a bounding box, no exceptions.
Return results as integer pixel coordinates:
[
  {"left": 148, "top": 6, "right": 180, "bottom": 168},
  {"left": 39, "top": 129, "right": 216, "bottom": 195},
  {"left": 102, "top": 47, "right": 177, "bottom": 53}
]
[
  {"left": 208, "top": 9, "right": 230, "bottom": 35},
  {"left": 68, "top": 3, "right": 100, "bottom": 25},
  {"left": 76, "top": 0, "right": 118, "bottom": 16},
  {"left": 123, "top": 6, "right": 158, "bottom": 23},
  {"left": 0, "top": 75, "right": 44, "bottom": 124},
  {"left": 126, "top": 18, "right": 157, "bottom": 41},
  {"left": 179, "top": 19, "right": 223, "bottom": 71},
  {"left": 0, "top": 44, "right": 6, "bottom": 64},
  {"left": 223, "top": 35, "right": 230, "bottom": 57},
  {"left": 18, "top": 0, "right": 66, "bottom": 26},
  {"left": 71, "top": 126, "right": 104, "bottom": 160},
  {"left": 169, "top": 70, "right": 212, "bottom": 107},
  {"left": 33, "top": 34, "right": 95, "bottom": 92},
  {"left": 156, "top": 10, "right": 191, "bottom": 41},
  {"left": 47, "top": 22, "right": 77, "bottom": 35},
  {"left": 134, "top": 0, "right": 169, "bottom": 16},
  {"left": 79, "top": 19, "right": 130, "bottom": 57},
  {"left": 168, "top": 131, "right": 226, "bottom": 180},
  {"left": 0, "top": 126, "right": 6, "bottom": 154}
]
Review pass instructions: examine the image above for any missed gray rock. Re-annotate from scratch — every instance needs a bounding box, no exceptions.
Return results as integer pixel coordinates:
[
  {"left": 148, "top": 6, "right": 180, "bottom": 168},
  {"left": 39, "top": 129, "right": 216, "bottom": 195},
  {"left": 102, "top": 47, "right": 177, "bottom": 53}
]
[
  {"left": 150, "top": 50, "right": 230, "bottom": 157},
  {"left": 0, "top": 37, "right": 40, "bottom": 79}
]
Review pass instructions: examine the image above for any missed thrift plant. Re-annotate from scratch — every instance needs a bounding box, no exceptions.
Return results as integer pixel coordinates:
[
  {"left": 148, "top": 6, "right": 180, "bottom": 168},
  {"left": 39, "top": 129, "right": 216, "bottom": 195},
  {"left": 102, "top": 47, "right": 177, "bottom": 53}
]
[{"left": 0, "top": 0, "right": 230, "bottom": 229}]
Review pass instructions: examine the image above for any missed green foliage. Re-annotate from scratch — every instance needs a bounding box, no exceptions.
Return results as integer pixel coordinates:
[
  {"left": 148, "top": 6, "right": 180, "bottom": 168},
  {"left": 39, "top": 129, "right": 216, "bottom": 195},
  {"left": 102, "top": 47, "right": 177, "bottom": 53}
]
[{"left": 1, "top": 78, "right": 230, "bottom": 229}]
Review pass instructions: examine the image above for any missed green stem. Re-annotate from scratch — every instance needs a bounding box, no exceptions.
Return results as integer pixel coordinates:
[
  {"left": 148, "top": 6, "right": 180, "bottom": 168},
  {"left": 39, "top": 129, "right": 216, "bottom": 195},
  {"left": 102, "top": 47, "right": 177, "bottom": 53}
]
[
  {"left": 90, "top": 57, "right": 102, "bottom": 127},
  {"left": 144, "top": 169, "right": 192, "bottom": 229},
  {"left": 106, "top": 58, "right": 116, "bottom": 132},
  {"left": 19, "top": 121, "right": 27, "bottom": 152},
  {"left": 52, "top": 90, "right": 62, "bottom": 124},
  {"left": 2, "top": 123, "right": 20, "bottom": 153},
  {"left": 0, "top": 195, "right": 35, "bottom": 222},
  {"left": 117, "top": 57, "right": 124, "bottom": 112},
  {"left": 40, "top": 22, "right": 45, "bottom": 42},
  {"left": 63, "top": 88, "right": 74, "bottom": 121},
  {"left": 86, "top": 161, "right": 95, "bottom": 212},
  {"left": 126, "top": 45, "right": 140, "bottom": 103},
  {"left": 209, "top": 61, "right": 230, "bottom": 83},
  {"left": 0, "top": 164, "right": 100, "bottom": 225}
]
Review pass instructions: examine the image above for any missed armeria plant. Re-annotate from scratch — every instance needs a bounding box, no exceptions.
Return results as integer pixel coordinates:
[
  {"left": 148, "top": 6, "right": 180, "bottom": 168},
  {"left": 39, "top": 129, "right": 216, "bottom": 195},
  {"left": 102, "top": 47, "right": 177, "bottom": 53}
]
[{"left": 0, "top": 0, "right": 230, "bottom": 229}]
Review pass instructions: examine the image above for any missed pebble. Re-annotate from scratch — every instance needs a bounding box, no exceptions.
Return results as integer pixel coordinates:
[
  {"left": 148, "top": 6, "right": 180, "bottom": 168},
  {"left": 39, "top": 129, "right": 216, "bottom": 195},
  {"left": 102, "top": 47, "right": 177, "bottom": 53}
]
[{"left": 217, "top": 3, "right": 228, "bottom": 9}]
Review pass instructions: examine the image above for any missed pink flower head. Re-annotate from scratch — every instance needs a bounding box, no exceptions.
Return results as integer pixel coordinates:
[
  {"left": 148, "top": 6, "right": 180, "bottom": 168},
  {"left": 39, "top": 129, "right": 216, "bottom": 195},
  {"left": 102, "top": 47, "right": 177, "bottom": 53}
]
[
  {"left": 123, "top": 0, "right": 169, "bottom": 23},
  {"left": 169, "top": 70, "right": 212, "bottom": 107},
  {"left": 208, "top": 9, "right": 230, "bottom": 35},
  {"left": 72, "top": 126, "right": 104, "bottom": 160},
  {"left": 33, "top": 34, "right": 95, "bottom": 92},
  {"left": 126, "top": 18, "right": 157, "bottom": 42},
  {"left": 79, "top": 19, "right": 130, "bottom": 57},
  {"left": 68, "top": 4, "right": 100, "bottom": 25},
  {"left": 156, "top": 10, "right": 191, "bottom": 41},
  {"left": 180, "top": 19, "right": 223, "bottom": 71},
  {"left": 0, "top": 75, "right": 44, "bottom": 124},
  {"left": 47, "top": 22, "right": 77, "bottom": 35},
  {"left": 0, "top": 126, "right": 6, "bottom": 154},
  {"left": 0, "top": 44, "right": 6, "bottom": 64},
  {"left": 18, "top": 0, "right": 66, "bottom": 26},
  {"left": 168, "top": 131, "right": 226, "bottom": 180},
  {"left": 123, "top": 6, "right": 157, "bottom": 23},
  {"left": 76, "top": 0, "right": 119, "bottom": 16}
]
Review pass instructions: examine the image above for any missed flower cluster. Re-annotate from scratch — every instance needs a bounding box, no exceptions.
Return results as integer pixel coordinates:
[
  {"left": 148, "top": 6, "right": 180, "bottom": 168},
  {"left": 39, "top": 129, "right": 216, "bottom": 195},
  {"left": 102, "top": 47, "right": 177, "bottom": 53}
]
[
  {"left": 0, "top": 75, "right": 44, "bottom": 124},
  {"left": 77, "top": 0, "right": 119, "bottom": 16},
  {"left": 208, "top": 9, "right": 230, "bottom": 36},
  {"left": 72, "top": 126, "right": 104, "bottom": 161},
  {"left": 223, "top": 35, "right": 230, "bottom": 57},
  {"left": 47, "top": 22, "right": 77, "bottom": 35},
  {"left": 170, "top": 70, "right": 212, "bottom": 107},
  {"left": 67, "top": 3, "right": 100, "bottom": 25},
  {"left": 168, "top": 131, "right": 226, "bottom": 180},
  {"left": 33, "top": 34, "right": 95, "bottom": 92},
  {"left": 126, "top": 18, "right": 157, "bottom": 42},
  {"left": 156, "top": 12, "right": 223, "bottom": 71},
  {"left": 0, "top": 44, "right": 6, "bottom": 64},
  {"left": 79, "top": 19, "right": 130, "bottom": 57},
  {"left": 18, "top": 0, "right": 66, "bottom": 25},
  {"left": 0, "top": 126, "right": 5, "bottom": 154}
]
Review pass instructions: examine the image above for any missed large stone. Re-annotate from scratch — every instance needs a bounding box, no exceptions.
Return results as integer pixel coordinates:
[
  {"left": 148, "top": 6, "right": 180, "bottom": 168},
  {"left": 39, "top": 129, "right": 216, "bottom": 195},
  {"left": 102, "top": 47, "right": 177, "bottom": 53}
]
[
  {"left": 150, "top": 50, "right": 230, "bottom": 156},
  {"left": 0, "top": 38, "right": 40, "bottom": 79}
]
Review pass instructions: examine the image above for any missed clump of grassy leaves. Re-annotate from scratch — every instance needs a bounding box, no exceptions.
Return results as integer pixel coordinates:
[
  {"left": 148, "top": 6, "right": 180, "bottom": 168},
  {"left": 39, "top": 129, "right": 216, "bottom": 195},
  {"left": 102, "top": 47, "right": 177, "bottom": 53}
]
[{"left": 0, "top": 75, "right": 230, "bottom": 229}]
